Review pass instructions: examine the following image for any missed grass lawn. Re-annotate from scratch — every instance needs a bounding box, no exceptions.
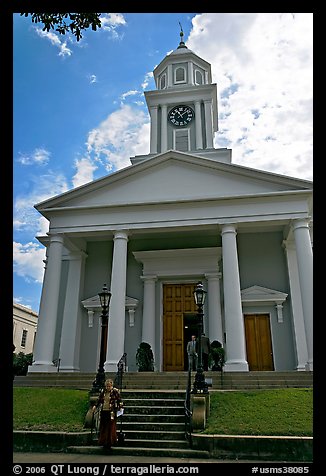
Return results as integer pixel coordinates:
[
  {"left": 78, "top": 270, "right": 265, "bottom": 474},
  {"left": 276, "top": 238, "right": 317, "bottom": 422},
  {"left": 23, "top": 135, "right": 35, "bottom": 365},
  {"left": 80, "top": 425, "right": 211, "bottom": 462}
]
[
  {"left": 203, "top": 388, "right": 313, "bottom": 436},
  {"left": 13, "top": 387, "right": 313, "bottom": 436}
]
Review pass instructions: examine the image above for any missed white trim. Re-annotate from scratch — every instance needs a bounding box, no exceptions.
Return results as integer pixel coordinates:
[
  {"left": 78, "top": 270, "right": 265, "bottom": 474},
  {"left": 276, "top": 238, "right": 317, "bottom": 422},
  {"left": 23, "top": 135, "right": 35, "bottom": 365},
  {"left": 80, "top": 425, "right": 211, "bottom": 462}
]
[
  {"left": 194, "top": 69, "right": 204, "bottom": 85},
  {"left": 173, "top": 127, "right": 191, "bottom": 152},
  {"left": 174, "top": 66, "right": 187, "bottom": 84},
  {"left": 241, "top": 285, "right": 288, "bottom": 323},
  {"left": 159, "top": 72, "right": 167, "bottom": 90}
]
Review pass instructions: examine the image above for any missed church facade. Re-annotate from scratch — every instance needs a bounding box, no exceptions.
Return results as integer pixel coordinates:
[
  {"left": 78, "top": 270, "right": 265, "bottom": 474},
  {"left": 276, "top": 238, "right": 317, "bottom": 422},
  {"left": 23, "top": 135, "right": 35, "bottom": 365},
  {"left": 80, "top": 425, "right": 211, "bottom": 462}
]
[{"left": 29, "top": 35, "right": 313, "bottom": 374}]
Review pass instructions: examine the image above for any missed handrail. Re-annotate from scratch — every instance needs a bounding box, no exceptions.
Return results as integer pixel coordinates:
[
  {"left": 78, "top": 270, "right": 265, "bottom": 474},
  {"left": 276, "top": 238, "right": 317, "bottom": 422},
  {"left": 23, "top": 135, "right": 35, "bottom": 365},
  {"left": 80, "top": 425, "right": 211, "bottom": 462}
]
[
  {"left": 114, "top": 352, "right": 127, "bottom": 390},
  {"left": 184, "top": 366, "right": 193, "bottom": 447},
  {"left": 114, "top": 352, "right": 127, "bottom": 445}
]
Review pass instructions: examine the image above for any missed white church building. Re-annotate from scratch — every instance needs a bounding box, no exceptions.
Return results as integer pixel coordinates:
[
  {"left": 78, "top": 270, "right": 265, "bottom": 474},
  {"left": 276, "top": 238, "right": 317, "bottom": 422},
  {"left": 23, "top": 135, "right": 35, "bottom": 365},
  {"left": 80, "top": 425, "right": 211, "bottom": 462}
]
[{"left": 29, "top": 34, "right": 313, "bottom": 375}]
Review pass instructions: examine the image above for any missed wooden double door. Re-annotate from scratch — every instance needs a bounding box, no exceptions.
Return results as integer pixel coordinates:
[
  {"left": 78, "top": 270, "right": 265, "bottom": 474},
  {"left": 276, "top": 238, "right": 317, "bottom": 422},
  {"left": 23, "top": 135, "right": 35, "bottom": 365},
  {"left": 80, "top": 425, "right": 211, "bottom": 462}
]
[
  {"left": 163, "top": 283, "right": 198, "bottom": 371},
  {"left": 244, "top": 314, "right": 274, "bottom": 371}
]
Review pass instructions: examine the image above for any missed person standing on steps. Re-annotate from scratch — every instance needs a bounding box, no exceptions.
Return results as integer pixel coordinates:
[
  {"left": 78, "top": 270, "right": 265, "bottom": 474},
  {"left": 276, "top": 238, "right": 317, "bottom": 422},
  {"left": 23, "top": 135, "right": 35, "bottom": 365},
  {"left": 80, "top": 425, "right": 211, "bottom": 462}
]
[
  {"left": 201, "top": 333, "right": 211, "bottom": 371},
  {"left": 187, "top": 335, "right": 198, "bottom": 371},
  {"left": 93, "top": 379, "right": 123, "bottom": 450}
]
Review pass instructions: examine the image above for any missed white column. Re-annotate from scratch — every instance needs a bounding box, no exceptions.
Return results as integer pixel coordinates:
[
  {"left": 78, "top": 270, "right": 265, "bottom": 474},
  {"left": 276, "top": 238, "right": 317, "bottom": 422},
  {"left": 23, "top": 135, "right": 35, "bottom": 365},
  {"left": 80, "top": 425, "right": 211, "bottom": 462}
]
[
  {"left": 221, "top": 224, "right": 249, "bottom": 371},
  {"left": 204, "top": 100, "right": 214, "bottom": 148},
  {"left": 188, "top": 62, "right": 194, "bottom": 85},
  {"left": 195, "top": 101, "right": 203, "bottom": 150},
  {"left": 205, "top": 273, "right": 223, "bottom": 343},
  {"left": 167, "top": 65, "right": 173, "bottom": 87},
  {"left": 149, "top": 106, "right": 158, "bottom": 154},
  {"left": 29, "top": 234, "right": 64, "bottom": 372},
  {"left": 141, "top": 275, "right": 157, "bottom": 364},
  {"left": 292, "top": 219, "right": 313, "bottom": 370},
  {"left": 161, "top": 105, "right": 168, "bottom": 153},
  {"left": 58, "top": 251, "right": 87, "bottom": 372},
  {"left": 283, "top": 240, "right": 308, "bottom": 370},
  {"left": 105, "top": 231, "right": 129, "bottom": 372}
]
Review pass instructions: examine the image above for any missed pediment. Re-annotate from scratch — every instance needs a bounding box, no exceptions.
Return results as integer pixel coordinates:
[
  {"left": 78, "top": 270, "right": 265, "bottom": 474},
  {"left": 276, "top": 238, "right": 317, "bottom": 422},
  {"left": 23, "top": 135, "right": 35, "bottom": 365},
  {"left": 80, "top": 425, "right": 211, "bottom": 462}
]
[
  {"left": 36, "top": 150, "right": 312, "bottom": 211},
  {"left": 82, "top": 295, "right": 139, "bottom": 311},
  {"left": 241, "top": 285, "right": 288, "bottom": 304}
]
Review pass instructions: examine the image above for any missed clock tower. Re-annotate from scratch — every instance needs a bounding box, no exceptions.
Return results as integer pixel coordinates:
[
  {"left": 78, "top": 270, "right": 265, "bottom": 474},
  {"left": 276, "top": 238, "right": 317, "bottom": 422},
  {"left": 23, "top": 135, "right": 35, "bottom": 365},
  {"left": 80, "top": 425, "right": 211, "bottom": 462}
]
[{"left": 131, "top": 29, "right": 233, "bottom": 166}]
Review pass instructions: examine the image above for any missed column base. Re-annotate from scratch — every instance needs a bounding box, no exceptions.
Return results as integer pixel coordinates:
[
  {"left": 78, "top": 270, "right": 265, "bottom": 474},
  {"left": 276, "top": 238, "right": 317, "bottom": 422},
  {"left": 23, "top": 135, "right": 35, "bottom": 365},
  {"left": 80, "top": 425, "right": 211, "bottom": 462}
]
[
  {"left": 58, "top": 366, "right": 80, "bottom": 372},
  {"left": 104, "top": 361, "right": 118, "bottom": 373},
  {"left": 305, "top": 361, "right": 313, "bottom": 371},
  {"left": 224, "top": 360, "right": 249, "bottom": 372},
  {"left": 28, "top": 363, "right": 57, "bottom": 373},
  {"left": 296, "top": 364, "right": 308, "bottom": 371}
]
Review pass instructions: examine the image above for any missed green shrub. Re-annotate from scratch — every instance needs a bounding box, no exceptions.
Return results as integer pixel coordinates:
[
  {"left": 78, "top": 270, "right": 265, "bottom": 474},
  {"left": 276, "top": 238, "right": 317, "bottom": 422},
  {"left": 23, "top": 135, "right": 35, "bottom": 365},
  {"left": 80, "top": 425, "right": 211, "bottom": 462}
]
[
  {"left": 136, "top": 342, "right": 154, "bottom": 371},
  {"left": 13, "top": 352, "right": 33, "bottom": 376}
]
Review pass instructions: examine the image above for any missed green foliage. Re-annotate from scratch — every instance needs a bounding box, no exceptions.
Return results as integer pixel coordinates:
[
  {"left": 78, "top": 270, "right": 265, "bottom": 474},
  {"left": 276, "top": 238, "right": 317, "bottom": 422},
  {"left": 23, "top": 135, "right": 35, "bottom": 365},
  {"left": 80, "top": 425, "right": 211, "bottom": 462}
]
[
  {"left": 203, "top": 388, "right": 313, "bottom": 436},
  {"left": 136, "top": 342, "right": 154, "bottom": 371},
  {"left": 20, "top": 13, "right": 102, "bottom": 41},
  {"left": 13, "top": 388, "right": 89, "bottom": 431},
  {"left": 13, "top": 352, "right": 33, "bottom": 376},
  {"left": 209, "top": 340, "right": 225, "bottom": 370}
]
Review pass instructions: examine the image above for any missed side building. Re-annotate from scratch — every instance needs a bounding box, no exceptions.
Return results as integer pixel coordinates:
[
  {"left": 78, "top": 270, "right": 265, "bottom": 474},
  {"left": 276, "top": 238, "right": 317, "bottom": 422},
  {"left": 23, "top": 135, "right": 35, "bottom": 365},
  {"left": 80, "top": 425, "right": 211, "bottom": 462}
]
[{"left": 13, "top": 302, "right": 38, "bottom": 355}]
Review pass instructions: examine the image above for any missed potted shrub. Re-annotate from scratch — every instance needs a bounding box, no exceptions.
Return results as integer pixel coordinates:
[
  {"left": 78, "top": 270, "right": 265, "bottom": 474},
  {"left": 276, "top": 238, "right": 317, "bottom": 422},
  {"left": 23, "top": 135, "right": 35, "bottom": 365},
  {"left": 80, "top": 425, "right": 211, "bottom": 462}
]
[
  {"left": 209, "top": 340, "right": 225, "bottom": 371},
  {"left": 136, "top": 342, "right": 154, "bottom": 371}
]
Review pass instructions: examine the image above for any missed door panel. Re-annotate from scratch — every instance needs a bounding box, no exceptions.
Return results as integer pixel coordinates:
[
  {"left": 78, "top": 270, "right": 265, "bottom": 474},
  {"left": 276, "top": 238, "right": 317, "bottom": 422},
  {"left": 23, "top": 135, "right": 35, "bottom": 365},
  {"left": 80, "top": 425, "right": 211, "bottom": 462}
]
[
  {"left": 163, "top": 283, "right": 197, "bottom": 371},
  {"left": 244, "top": 314, "right": 274, "bottom": 371}
]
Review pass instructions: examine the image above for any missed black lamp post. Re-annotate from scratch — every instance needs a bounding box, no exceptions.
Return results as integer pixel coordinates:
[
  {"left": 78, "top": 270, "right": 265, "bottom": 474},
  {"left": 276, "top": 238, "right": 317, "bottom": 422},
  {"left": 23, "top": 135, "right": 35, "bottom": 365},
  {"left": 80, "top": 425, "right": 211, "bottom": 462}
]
[
  {"left": 91, "top": 284, "right": 111, "bottom": 394},
  {"left": 192, "top": 282, "right": 208, "bottom": 394}
]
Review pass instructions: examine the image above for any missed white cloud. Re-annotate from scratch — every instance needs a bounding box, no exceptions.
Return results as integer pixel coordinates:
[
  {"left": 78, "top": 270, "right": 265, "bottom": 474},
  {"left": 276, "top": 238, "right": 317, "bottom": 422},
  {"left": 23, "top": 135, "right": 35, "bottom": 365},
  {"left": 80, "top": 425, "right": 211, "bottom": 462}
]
[
  {"left": 120, "top": 90, "right": 140, "bottom": 101},
  {"left": 187, "top": 13, "right": 313, "bottom": 180},
  {"left": 35, "top": 28, "right": 72, "bottom": 57},
  {"left": 17, "top": 148, "right": 51, "bottom": 166},
  {"left": 72, "top": 157, "right": 98, "bottom": 188},
  {"left": 14, "top": 171, "right": 69, "bottom": 234},
  {"left": 86, "top": 104, "right": 150, "bottom": 170},
  {"left": 100, "top": 13, "right": 126, "bottom": 39},
  {"left": 13, "top": 241, "right": 46, "bottom": 283},
  {"left": 89, "top": 74, "right": 97, "bottom": 84},
  {"left": 141, "top": 72, "right": 154, "bottom": 90}
]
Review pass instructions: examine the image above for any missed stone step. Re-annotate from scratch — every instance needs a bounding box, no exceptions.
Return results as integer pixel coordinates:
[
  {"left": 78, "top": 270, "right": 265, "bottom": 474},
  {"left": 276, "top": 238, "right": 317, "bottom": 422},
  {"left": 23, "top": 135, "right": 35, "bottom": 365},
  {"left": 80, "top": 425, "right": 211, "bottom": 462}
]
[
  {"left": 124, "top": 406, "right": 184, "bottom": 415},
  {"left": 121, "top": 414, "right": 185, "bottom": 423},
  {"left": 114, "top": 421, "right": 185, "bottom": 432},
  {"left": 67, "top": 445, "right": 210, "bottom": 459}
]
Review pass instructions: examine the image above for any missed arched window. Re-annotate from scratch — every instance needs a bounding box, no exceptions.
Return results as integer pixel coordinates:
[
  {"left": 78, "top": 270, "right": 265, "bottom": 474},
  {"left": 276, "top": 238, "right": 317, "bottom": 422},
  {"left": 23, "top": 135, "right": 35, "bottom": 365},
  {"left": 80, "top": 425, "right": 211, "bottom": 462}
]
[
  {"left": 175, "top": 66, "right": 186, "bottom": 84},
  {"left": 160, "top": 73, "right": 166, "bottom": 90},
  {"left": 195, "top": 70, "right": 204, "bottom": 85}
]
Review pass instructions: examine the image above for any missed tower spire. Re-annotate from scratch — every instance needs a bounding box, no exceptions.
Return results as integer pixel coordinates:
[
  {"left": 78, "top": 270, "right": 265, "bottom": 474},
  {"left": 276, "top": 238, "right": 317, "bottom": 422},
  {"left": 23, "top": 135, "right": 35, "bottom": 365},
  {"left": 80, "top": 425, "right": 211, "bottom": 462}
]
[{"left": 177, "top": 22, "right": 187, "bottom": 49}]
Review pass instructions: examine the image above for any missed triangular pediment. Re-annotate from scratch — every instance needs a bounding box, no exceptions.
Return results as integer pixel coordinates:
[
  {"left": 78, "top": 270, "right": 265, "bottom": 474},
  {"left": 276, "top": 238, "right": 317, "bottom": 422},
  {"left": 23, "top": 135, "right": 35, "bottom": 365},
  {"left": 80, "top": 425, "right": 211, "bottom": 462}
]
[
  {"left": 241, "top": 285, "right": 288, "bottom": 303},
  {"left": 36, "top": 150, "right": 312, "bottom": 211},
  {"left": 82, "top": 295, "right": 138, "bottom": 311}
]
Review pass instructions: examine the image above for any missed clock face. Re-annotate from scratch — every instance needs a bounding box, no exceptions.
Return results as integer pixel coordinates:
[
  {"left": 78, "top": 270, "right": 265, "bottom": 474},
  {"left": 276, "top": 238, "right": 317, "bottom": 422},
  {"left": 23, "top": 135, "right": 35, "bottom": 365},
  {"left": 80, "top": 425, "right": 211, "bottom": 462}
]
[{"left": 168, "top": 105, "right": 194, "bottom": 127}]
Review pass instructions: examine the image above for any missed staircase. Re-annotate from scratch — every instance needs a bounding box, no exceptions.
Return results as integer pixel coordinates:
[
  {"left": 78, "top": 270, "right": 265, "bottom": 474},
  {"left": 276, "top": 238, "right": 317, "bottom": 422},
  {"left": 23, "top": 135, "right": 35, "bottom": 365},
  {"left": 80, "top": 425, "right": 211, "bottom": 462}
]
[
  {"left": 13, "top": 371, "right": 313, "bottom": 458},
  {"left": 13, "top": 370, "right": 313, "bottom": 390},
  {"left": 68, "top": 389, "right": 209, "bottom": 458}
]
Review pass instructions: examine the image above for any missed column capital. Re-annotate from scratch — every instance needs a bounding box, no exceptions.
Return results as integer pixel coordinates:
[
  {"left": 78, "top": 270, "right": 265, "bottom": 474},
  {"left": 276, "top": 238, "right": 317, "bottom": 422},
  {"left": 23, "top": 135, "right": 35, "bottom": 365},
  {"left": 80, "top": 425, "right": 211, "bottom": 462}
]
[
  {"left": 221, "top": 223, "right": 237, "bottom": 235},
  {"left": 49, "top": 233, "right": 64, "bottom": 244},
  {"left": 292, "top": 218, "right": 311, "bottom": 232},
  {"left": 140, "top": 275, "right": 158, "bottom": 282},
  {"left": 205, "top": 272, "right": 221, "bottom": 281},
  {"left": 113, "top": 230, "right": 129, "bottom": 241}
]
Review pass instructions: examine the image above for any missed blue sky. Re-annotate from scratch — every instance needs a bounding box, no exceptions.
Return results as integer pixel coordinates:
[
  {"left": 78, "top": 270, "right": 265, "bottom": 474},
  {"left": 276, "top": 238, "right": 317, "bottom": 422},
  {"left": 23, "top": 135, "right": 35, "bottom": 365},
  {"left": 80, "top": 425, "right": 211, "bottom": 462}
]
[{"left": 13, "top": 13, "right": 313, "bottom": 313}]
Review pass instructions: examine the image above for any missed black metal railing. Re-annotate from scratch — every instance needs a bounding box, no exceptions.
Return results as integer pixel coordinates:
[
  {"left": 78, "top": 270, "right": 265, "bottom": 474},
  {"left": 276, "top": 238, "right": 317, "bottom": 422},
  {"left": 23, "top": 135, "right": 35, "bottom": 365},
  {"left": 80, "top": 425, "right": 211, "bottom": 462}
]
[
  {"left": 184, "top": 366, "right": 193, "bottom": 447},
  {"left": 114, "top": 352, "right": 127, "bottom": 390},
  {"left": 114, "top": 352, "right": 127, "bottom": 445}
]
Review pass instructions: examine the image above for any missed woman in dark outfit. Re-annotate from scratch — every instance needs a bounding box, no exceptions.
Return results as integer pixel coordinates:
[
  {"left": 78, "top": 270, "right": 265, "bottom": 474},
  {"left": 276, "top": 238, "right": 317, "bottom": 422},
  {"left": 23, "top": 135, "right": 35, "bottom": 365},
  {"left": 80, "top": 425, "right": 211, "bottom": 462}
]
[{"left": 93, "top": 379, "right": 123, "bottom": 449}]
